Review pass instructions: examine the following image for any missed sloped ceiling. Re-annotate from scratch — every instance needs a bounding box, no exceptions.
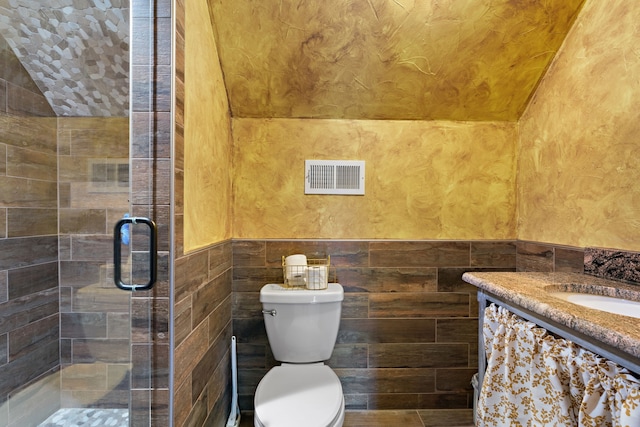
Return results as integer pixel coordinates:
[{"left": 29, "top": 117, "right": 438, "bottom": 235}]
[
  {"left": 209, "top": 0, "right": 585, "bottom": 121},
  {"left": 0, "top": 1, "right": 585, "bottom": 120},
  {"left": 0, "top": 1, "right": 128, "bottom": 117}
]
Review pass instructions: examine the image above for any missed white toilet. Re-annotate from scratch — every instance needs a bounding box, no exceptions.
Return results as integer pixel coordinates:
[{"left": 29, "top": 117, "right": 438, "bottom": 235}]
[{"left": 254, "top": 283, "right": 345, "bottom": 427}]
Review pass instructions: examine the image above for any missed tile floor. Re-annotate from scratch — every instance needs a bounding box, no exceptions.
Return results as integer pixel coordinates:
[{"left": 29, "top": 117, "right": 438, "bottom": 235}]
[
  {"left": 37, "top": 408, "right": 473, "bottom": 426},
  {"left": 240, "top": 409, "right": 474, "bottom": 427},
  {"left": 38, "top": 408, "right": 129, "bottom": 426}
]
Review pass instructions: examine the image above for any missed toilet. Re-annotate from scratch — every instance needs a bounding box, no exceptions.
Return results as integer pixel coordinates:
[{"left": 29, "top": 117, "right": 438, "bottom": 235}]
[{"left": 254, "top": 283, "right": 345, "bottom": 427}]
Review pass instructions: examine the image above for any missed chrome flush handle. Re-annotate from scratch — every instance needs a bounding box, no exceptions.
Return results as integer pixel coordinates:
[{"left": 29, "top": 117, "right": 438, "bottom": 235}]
[{"left": 262, "top": 309, "right": 277, "bottom": 316}]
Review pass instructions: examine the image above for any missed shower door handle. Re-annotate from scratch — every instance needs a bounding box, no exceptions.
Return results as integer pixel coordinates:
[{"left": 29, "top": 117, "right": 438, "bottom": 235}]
[{"left": 114, "top": 217, "right": 158, "bottom": 291}]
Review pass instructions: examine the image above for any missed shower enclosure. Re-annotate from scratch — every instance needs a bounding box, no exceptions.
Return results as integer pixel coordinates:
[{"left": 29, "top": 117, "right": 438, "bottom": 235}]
[{"left": 0, "top": 1, "right": 170, "bottom": 425}]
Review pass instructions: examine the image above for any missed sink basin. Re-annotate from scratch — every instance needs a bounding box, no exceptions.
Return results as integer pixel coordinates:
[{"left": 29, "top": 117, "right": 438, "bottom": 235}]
[{"left": 548, "top": 291, "right": 640, "bottom": 319}]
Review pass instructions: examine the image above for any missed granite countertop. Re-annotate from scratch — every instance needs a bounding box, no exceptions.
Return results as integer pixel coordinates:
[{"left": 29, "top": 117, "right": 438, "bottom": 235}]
[{"left": 462, "top": 271, "right": 640, "bottom": 361}]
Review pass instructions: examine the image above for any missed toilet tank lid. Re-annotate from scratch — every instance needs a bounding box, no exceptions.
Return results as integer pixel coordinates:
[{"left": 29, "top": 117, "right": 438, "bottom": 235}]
[{"left": 260, "top": 283, "right": 343, "bottom": 303}]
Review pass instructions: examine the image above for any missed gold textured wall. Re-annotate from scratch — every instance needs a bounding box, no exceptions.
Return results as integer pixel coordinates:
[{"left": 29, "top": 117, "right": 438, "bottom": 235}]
[
  {"left": 209, "top": 0, "right": 584, "bottom": 121},
  {"left": 518, "top": 0, "right": 640, "bottom": 251},
  {"left": 183, "top": 0, "right": 233, "bottom": 252},
  {"left": 232, "top": 118, "right": 517, "bottom": 239}
]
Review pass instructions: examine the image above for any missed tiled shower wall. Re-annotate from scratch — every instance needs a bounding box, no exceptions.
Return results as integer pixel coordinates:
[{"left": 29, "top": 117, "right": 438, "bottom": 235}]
[
  {"left": 129, "top": 0, "right": 173, "bottom": 424},
  {"left": 232, "top": 239, "right": 517, "bottom": 411},
  {"left": 57, "top": 117, "right": 130, "bottom": 408},
  {"left": 0, "top": 35, "right": 59, "bottom": 426},
  {"left": 0, "top": 36, "right": 55, "bottom": 117}
]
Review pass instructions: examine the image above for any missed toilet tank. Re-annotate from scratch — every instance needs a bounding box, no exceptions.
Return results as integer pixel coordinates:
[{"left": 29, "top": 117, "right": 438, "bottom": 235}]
[{"left": 260, "top": 283, "right": 343, "bottom": 363}]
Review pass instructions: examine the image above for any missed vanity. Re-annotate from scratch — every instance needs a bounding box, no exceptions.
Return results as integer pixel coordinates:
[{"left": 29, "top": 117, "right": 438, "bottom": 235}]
[{"left": 462, "top": 271, "right": 640, "bottom": 392}]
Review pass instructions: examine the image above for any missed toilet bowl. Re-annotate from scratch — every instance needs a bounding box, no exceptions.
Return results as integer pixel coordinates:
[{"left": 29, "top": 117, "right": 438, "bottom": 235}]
[
  {"left": 254, "top": 363, "right": 345, "bottom": 427},
  {"left": 255, "top": 283, "right": 345, "bottom": 427}
]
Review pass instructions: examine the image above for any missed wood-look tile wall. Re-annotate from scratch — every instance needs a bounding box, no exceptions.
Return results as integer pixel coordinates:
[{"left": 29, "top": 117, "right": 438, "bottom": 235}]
[
  {"left": 232, "top": 239, "right": 517, "bottom": 412},
  {"left": 0, "top": 37, "right": 55, "bottom": 118},
  {"left": 172, "top": 1, "right": 235, "bottom": 426},
  {"left": 515, "top": 241, "right": 585, "bottom": 273},
  {"left": 0, "top": 37, "right": 59, "bottom": 427},
  {"left": 57, "top": 117, "right": 130, "bottom": 409},
  {"left": 173, "top": 241, "right": 233, "bottom": 427},
  {"left": 130, "top": 0, "right": 173, "bottom": 424}
]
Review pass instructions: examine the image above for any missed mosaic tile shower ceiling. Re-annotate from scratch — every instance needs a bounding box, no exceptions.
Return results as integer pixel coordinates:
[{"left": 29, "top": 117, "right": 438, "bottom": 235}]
[{"left": 0, "top": 0, "right": 129, "bottom": 117}]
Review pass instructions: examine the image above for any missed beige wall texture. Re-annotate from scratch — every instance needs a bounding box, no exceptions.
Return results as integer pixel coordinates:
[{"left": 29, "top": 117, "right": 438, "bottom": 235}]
[
  {"left": 187, "top": 0, "right": 639, "bottom": 251},
  {"left": 232, "top": 118, "right": 517, "bottom": 239},
  {"left": 183, "top": 0, "right": 233, "bottom": 252},
  {"left": 208, "top": 0, "right": 583, "bottom": 121},
  {"left": 518, "top": 0, "right": 640, "bottom": 251}
]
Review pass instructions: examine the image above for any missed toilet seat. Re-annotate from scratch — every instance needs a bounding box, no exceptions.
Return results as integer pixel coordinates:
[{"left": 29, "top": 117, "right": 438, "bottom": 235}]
[{"left": 254, "top": 363, "right": 344, "bottom": 427}]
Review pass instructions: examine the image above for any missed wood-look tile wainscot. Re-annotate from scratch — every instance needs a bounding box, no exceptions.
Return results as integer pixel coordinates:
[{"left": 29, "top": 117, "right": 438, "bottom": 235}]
[
  {"left": 173, "top": 240, "right": 234, "bottom": 427},
  {"left": 232, "top": 239, "right": 517, "bottom": 414},
  {"left": 515, "top": 241, "right": 585, "bottom": 274},
  {"left": 239, "top": 409, "right": 474, "bottom": 427}
]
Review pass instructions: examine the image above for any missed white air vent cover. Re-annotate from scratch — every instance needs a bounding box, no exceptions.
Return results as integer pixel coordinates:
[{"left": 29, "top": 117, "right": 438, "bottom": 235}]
[{"left": 305, "top": 160, "right": 365, "bottom": 195}]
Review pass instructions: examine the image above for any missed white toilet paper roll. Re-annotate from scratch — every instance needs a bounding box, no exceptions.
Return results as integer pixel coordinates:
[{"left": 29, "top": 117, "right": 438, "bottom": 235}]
[
  {"left": 306, "top": 265, "right": 327, "bottom": 290},
  {"left": 285, "top": 254, "right": 307, "bottom": 286}
]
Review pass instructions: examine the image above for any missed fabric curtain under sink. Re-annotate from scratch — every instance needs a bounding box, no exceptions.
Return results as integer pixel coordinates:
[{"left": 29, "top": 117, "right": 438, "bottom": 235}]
[{"left": 478, "top": 303, "right": 640, "bottom": 427}]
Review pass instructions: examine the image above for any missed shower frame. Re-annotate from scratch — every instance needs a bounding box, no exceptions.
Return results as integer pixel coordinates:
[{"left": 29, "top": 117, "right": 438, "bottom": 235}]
[{"left": 0, "top": 0, "right": 174, "bottom": 425}]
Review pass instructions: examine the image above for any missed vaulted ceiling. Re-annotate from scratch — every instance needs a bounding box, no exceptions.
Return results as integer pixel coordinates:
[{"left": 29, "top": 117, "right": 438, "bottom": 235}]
[
  {"left": 1, "top": 0, "right": 585, "bottom": 120},
  {"left": 208, "top": 0, "right": 586, "bottom": 121}
]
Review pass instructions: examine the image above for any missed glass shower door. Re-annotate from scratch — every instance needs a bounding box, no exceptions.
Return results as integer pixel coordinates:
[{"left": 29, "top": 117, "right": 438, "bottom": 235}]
[
  {"left": 52, "top": 117, "right": 135, "bottom": 423},
  {"left": 0, "top": 1, "right": 170, "bottom": 426}
]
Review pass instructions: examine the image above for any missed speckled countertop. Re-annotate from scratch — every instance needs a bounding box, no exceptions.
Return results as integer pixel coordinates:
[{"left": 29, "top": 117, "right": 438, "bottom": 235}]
[{"left": 462, "top": 271, "right": 640, "bottom": 361}]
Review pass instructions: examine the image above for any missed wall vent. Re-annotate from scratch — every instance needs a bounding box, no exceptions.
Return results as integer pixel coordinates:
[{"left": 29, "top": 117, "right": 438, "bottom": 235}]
[{"left": 305, "top": 160, "right": 365, "bottom": 195}]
